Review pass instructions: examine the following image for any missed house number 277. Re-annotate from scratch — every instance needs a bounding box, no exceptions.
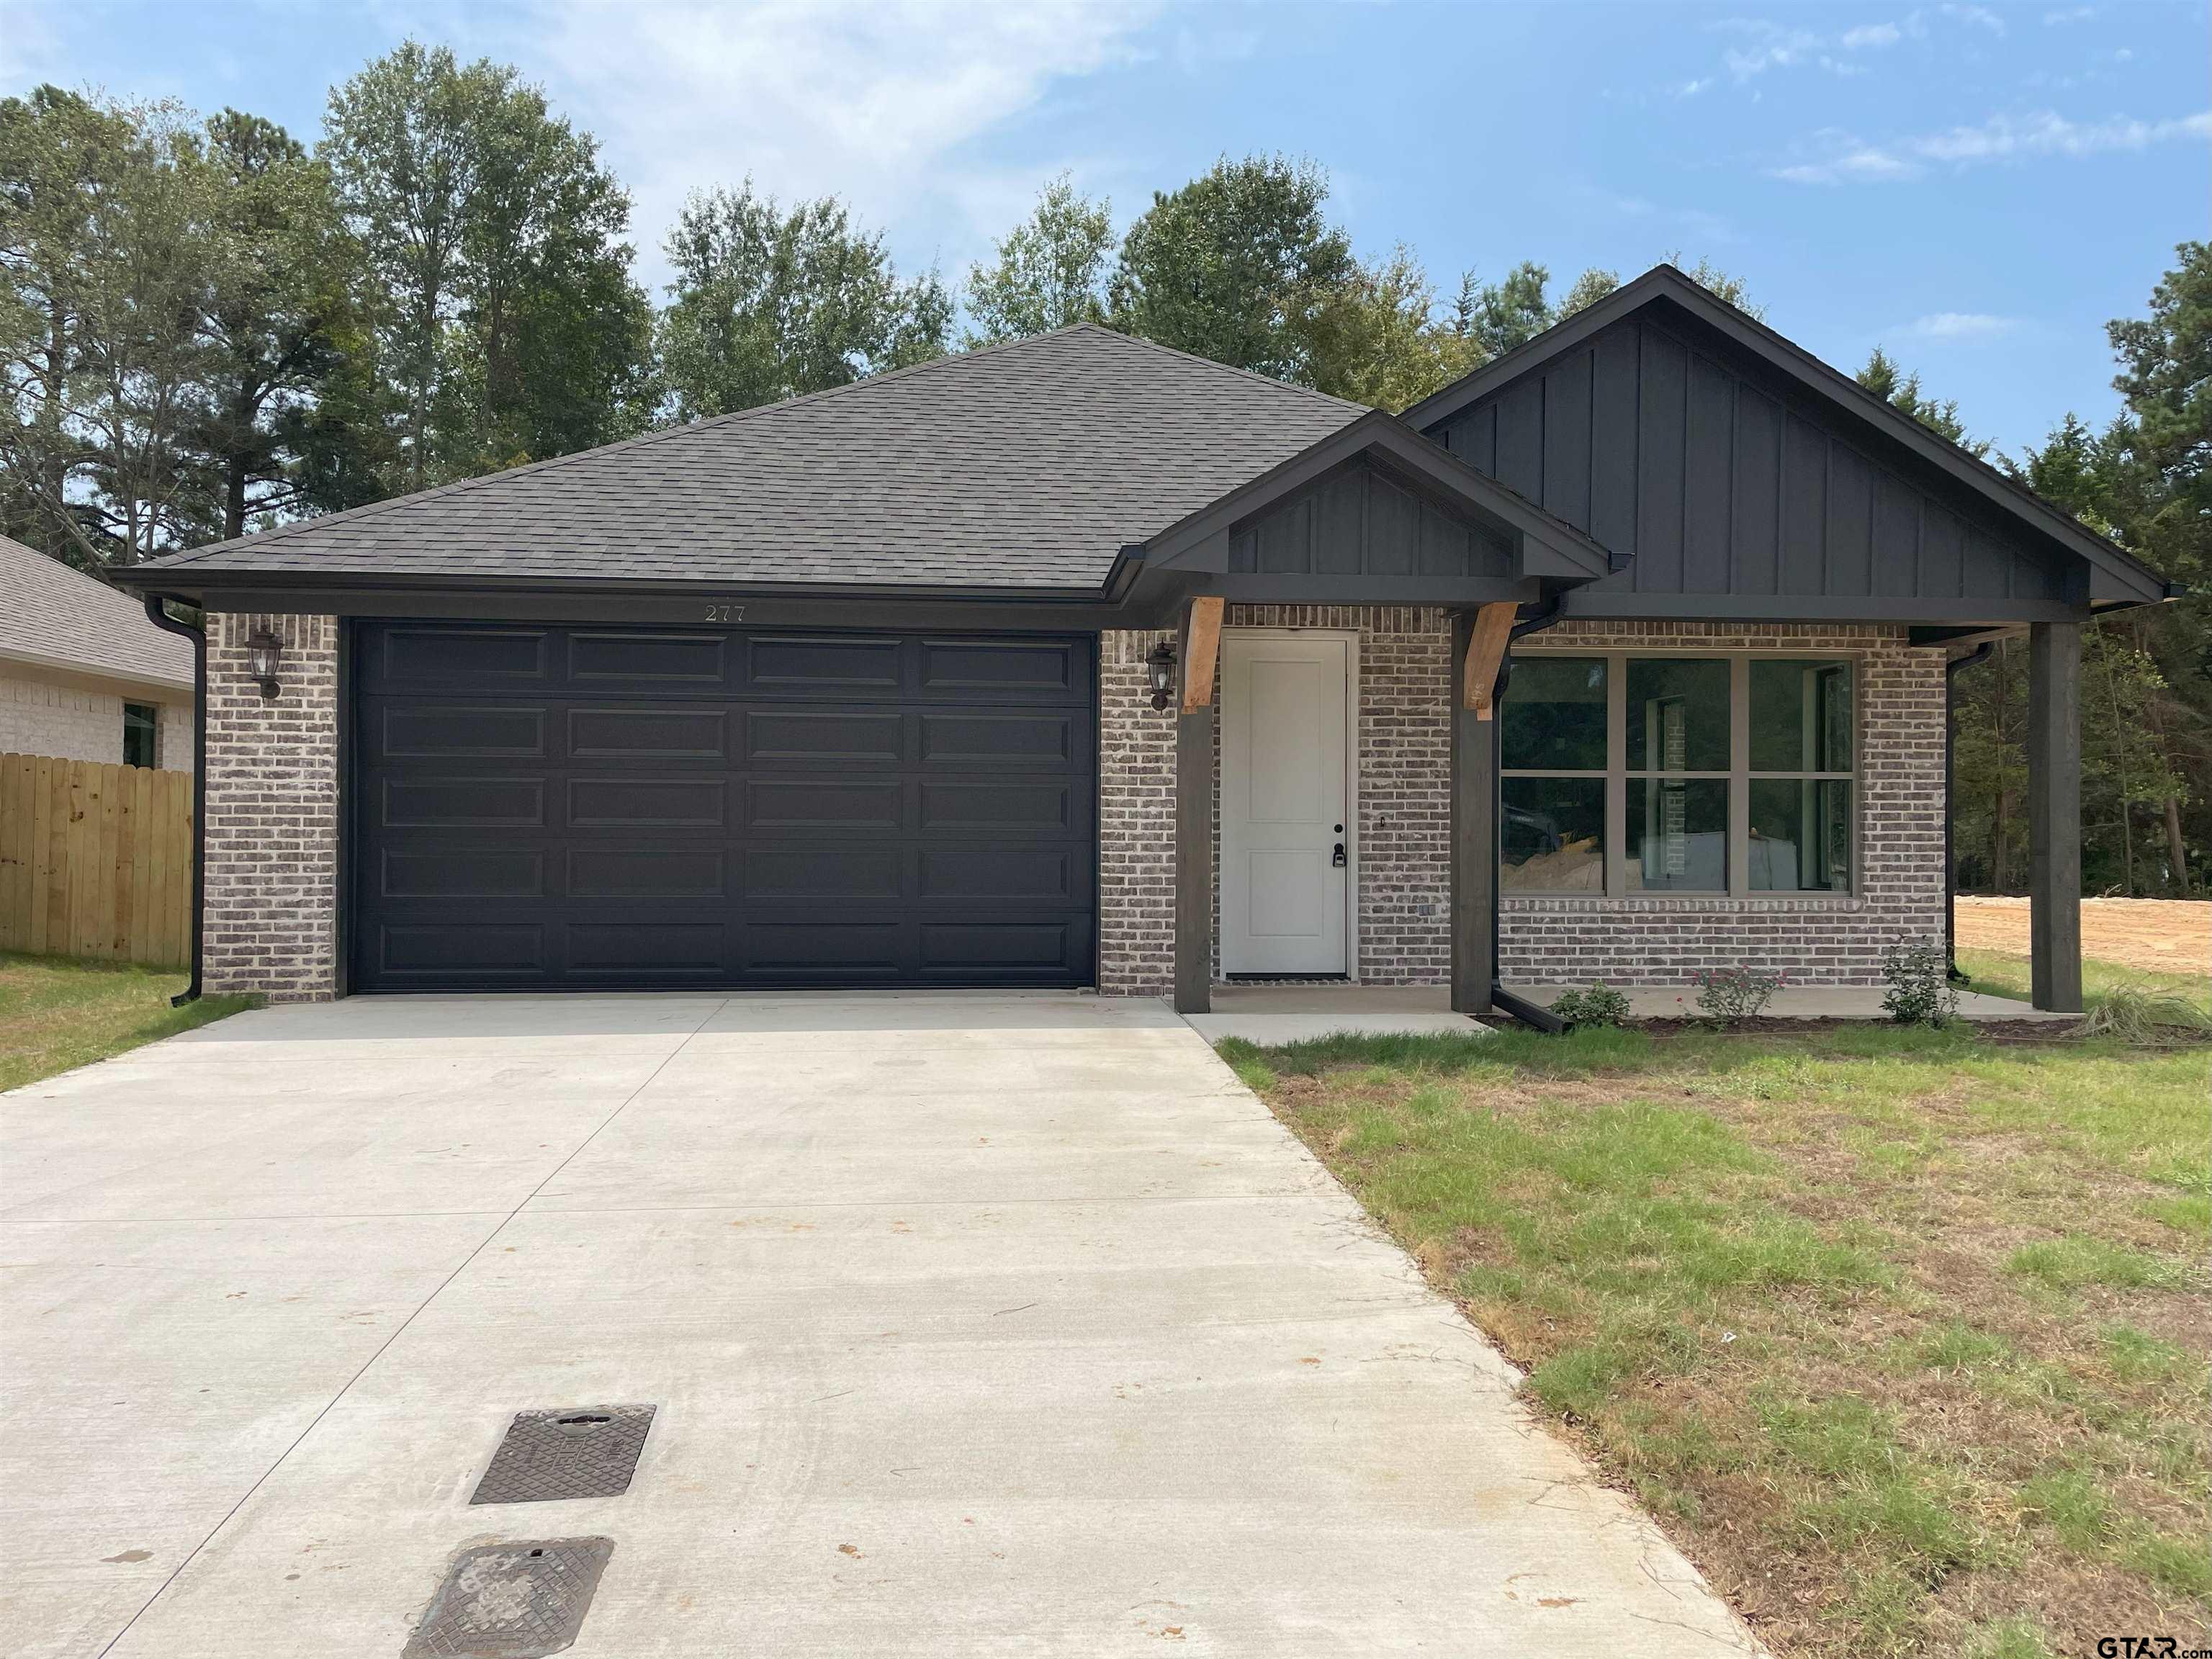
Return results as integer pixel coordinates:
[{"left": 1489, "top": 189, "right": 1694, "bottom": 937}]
[{"left": 703, "top": 603, "right": 745, "bottom": 624}]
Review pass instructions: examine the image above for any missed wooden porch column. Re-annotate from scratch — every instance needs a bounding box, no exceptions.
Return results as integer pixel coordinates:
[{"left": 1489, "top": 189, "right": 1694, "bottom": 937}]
[
  {"left": 1173, "top": 599, "right": 1223, "bottom": 1015},
  {"left": 2027, "top": 621, "right": 2084, "bottom": 1012},
  {"left": 1449, "top": 607, "right": 1513, "bottom": 1015}
]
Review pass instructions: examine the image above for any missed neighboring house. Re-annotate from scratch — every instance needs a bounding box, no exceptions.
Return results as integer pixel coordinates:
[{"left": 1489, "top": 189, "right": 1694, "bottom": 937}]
[
  {"left": 121, "top": 266, "right": 2172, "bottom": 1011},
  {"left": 0, "top": 535, "right": 195, "bottom": 773}
]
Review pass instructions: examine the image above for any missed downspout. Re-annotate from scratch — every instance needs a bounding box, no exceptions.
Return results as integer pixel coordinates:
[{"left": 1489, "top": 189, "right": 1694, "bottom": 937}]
[
  {"left": 1944, "top": 641, "right": 1996, "bottom": 981},
  {"left": 143, "top": 595, "right": 204, "bottom": 1006},
  {"left": 1487, "top": 596, "right": 1568, "bottom": 1033}
]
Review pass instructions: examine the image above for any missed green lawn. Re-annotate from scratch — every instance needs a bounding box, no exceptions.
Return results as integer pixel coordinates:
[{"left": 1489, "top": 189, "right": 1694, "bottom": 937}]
[
  {"left": 1223, "top": 1021, "right": 2211, "bottom": 1659},
  {"left": 1956, "top": 946, "right": 2212, "bottom": 1017},
  {"left": 0, "top": 953, "right": 253, "bottom": 1092}
]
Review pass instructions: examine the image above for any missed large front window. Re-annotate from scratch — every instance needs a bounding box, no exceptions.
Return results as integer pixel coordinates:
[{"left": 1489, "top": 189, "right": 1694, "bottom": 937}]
[{"left": 1501, "top": 655, "right": 1856, "bottom": 896}]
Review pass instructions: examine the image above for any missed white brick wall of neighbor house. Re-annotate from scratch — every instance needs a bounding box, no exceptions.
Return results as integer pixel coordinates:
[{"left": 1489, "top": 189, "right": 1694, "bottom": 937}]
[
  {"left": 1095, "top": 615, "right": 1948, "bottom": 995},
  {"left": 0, "top": 674, "right": 194, "bottom": 771},
  {"left": 202, "top": 613, "right": 339, "bottom": 1000}
]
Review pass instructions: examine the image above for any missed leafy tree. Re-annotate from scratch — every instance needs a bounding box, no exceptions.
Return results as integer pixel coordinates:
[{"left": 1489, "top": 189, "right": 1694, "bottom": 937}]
[
  {"left": 0, "top": 87, "right": 210, "bottom": 565},
  {"left": 321, "top": 42, "right": 653, "bottom": 492},
  {"left": 963, "top": 174, "right": 1112, "bottom": 346},
  {"left": 1108, "top": 155, "right": 1355, "bottom": 383},
  {"left": 1557, "top": 266, "right": 1621, "bottom": 319},
  {"left": 657, "top": 181, "right": 950, "bottom": 420},
  {"left": 1665, "top": 253, "right": 1763, "bottom": 318},
  {"left": 184, "top": 109, "right": 362, "bottom": 541},
  {"left": 1451, "top": 260, "right": 1555, "bottom": 360},
  {"left": 1856, "top": 346, "right": 1989, "bottom": 457},
  {"left": 1300, "top": 245, "right": 1478, "bottom": 410}
]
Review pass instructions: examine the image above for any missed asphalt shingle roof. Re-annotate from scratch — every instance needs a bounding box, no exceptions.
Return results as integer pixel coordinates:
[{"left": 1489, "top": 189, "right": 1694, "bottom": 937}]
[
  {"left": 139, "top": 326, "right": 1367, "bottom": 590},
  {"left": 0, "top": 536, "right": 193, "bottom": 691}
]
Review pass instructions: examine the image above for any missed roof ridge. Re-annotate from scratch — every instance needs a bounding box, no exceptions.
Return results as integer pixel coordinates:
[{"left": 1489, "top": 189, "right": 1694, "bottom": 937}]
[
  {"left": 145, "top": 327, "right": 1125, "bottom": 570},
  {"left": 1078, "top": 324, "right": 1372, "bottom": 417}
]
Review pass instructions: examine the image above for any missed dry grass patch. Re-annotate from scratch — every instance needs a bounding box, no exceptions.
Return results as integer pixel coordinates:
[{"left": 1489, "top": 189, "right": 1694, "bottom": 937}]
[
  {"left": 1224, "top": 1023, "right": 2210, "bottom": 1659},
  {"left": 0, "top": 953, "right": 253, "bottom": 1092}
]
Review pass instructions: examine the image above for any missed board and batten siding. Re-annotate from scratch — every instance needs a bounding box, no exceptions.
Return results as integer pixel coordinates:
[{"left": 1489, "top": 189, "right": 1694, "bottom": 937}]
[
  {"left": 1226, "top": 457, "right": 1517, "bottom": 580},
  {"left": 1428, "top": 311, "right": 2074, "bottom": 606}
]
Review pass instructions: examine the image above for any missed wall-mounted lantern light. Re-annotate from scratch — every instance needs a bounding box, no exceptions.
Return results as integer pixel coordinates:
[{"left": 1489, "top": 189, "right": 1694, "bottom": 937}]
[
  {"left": 246, "top": 626, "right": 283, "bottom": 702},
  {"left": 1146, "top": 641, "right": 1177, "bottom": 711}
]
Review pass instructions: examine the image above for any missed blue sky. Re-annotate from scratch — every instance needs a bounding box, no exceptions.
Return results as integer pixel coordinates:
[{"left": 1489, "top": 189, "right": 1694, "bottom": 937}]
[{"left": 5, "top": 0, "right": 2204, "bottom": 457}]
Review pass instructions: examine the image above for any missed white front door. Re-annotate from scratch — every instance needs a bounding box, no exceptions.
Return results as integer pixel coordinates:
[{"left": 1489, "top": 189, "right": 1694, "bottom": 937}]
[{"left": 1221, "top": 633, "right": 1352, "bottom": 976}]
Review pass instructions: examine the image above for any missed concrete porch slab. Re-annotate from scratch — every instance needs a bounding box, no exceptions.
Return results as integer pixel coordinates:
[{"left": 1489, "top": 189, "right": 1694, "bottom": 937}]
[
  {"left": 1179, "top": 984, "right": 1491, "bottom": 1045},
  {"left": 1512, "top": 984, "right": 2075, "bottom": 1022}
]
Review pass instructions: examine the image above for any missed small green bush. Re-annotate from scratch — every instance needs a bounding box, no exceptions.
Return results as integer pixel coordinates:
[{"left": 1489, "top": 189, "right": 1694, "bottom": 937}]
[
  {"left": 1881, "top": 936, "right": 1960, "bottom": 1028},
  {"left": 1552, "top": 981, "right": 1632, "bottom": 1030},
  {"left": 2070, "top": 983, "right": 2212, "bottom": 1044},
  {"left": 1693, "top": 963, "right": 1785, "bottom": 1026}
]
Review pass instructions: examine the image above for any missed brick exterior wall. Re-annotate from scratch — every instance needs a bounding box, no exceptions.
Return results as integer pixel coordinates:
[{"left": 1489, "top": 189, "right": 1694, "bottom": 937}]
[
  {"left": 1498, "top": 621, "right": 1948, "bottom": 986},
  {"left": 1097, "top": 608, "right": 1456, "bottom": 995},
  {"left": 0, "top": 673, "right": 192, "bottom": 770},
  {"left": 1097, "top": 630, "right": 1179, "bottom": 994},
  {"left": 1095, "top": 614, "right": 1948, "bottom": 994},
  {"left": 203, "top": 613, "right": 339, "bottom": 1000}
]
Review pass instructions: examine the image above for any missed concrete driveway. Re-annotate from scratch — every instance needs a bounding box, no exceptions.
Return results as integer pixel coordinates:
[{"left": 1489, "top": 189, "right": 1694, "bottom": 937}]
[{"left": 3, "top": 993, "right": 1754, "bottom": 1656}]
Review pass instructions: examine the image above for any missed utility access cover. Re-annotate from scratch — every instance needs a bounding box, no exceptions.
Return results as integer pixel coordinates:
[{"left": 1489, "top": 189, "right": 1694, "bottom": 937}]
[
  {"left": 403, "top": 1537, "right": 613, "bottom": 1659},
  {"left": 470, "top": 1406, "right": 656, "bottom": 1506}
]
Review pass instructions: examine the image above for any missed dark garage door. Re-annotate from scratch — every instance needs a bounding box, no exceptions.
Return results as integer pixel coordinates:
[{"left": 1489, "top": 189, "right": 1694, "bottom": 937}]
[{"left": 351, "top": 622, "right": 1095, "bottom": 992}]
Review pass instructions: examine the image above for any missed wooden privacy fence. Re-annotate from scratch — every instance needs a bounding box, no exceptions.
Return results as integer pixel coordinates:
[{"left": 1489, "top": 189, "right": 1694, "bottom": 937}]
[{"left": 0, "top": 753, "right": 192, "bottom": 968}]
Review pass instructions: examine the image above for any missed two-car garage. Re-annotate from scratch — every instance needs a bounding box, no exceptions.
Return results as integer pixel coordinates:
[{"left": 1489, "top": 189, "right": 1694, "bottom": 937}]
[{"left": 349, "top": 621, "right": 1097, "bottom": 992}]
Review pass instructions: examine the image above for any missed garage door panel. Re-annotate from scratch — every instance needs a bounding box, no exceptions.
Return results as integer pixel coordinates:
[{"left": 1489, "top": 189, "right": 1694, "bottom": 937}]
[
  {"left": 919, "top": 638, "right": 1081, "bottom": 697},
  {"left": 919, "top": 847, "right": 1075, "bottom": 903},
  {"left": 379, "top": 703, "right": 548, "bottom": 759},
  {"left": 744, "top": 778, "right": 904, "bottom": 832},
  {"left": 353, "top": 624, "right": 1093, "bottom": 991},
  {"left": 743, "top": 709, "right": 904, "bottom": 765},
  {"left": 374, "top": 626, "right": 550, "bottom": 688},
  {"left": 747, "top": 635, "right": 903, "bottom": 693},
  {"left": 567, "top": 921, "right": 725, "bottom": 976},
  {"left": 566, "top": 776, "right": 727, "bottom": 830},
  {"left": 382, "top": 848, "right": 547, "bottom": 901},
  {"left": 567, "top": 706, "right": 728, "bottom": 760},
  {"left": 381, "top": 776, "right": 546, "bottom": 829},
  {"left": 379, "top": 922, "right": 547, "bottom": 977},
  {"left": 569, "top": 631, "right": 727, "bottom": 685},
  {"left": 742, "top": 845, "right": 906, "bottom": 902},
  {"left": 917, "top": 711, "right": 1076, "bottom": 767},
  {"left": 567, "top": 848, "right": 727, "bottom": 900}
]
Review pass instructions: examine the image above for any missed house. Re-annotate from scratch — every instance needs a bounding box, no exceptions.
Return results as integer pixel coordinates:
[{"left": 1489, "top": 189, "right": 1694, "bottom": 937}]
[
  {"left": 1, "top": 535, "right": 195, "bottom": 773},
  {"left": 119, "top": 267, "right": 2173, "bottom": 1014}
]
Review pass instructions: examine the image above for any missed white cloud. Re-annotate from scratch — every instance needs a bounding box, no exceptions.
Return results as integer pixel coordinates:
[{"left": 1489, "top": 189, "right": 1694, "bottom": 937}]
[
  {"left": 1899, "top": 311, "right": 2020, "bottom": 339},
  {"left": 1840, "top": 22, "right": 1902, "bottom": 48},
  {"left": 1941, "top": 2, "right": 2008, "bottom": 33},
  {"left": 1773, "top": 107, "right": 2212, "bottom": 182},
  {"left": 480, "top": 0, "right": 1158, "bottom": 292}
]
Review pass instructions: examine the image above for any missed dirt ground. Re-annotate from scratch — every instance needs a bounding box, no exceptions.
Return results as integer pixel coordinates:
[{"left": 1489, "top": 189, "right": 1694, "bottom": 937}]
[{"left": 1955, "top": 896, "right": 2209, "bottom": 976}]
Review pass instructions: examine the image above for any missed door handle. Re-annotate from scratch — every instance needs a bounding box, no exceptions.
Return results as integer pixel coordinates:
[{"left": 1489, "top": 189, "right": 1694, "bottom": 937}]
[{"left": 1332, "top": 842, "right": 1346, "bottom": 868}]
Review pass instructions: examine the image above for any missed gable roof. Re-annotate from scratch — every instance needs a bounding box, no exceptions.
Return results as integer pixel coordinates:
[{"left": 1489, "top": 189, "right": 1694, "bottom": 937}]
[
  {"left": 128, "top": 326, "right": 1367, "bottom": 594},
  {"left": 0, "top": 536, "right": 193, "bottom": 693},
  {"left": 1403, "top": 265, "right": 2174, "bottom": 606},
  {"left": 1142, "top": 410, "right": 1617, "bottom": 583}
]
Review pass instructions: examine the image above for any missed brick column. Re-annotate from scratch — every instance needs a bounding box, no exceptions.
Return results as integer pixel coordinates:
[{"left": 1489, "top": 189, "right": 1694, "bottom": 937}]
[{"left": 203, "top": 613, "right": 341, "bottom": 1000}]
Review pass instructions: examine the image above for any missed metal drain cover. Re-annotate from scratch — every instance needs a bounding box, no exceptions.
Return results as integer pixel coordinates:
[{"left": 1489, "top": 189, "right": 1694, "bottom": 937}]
[
  {"left": 403, "top": 1537, "right": 613, "bottom": 1659},
  {"left": 470, "top": 1406, "right": 656, "bottom": 1506}
]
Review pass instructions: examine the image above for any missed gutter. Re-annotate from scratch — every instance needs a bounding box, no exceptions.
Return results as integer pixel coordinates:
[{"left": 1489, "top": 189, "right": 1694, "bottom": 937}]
[
  {"left": 141, "top": 596, "right": 205, "bottom": 1006},
  {"left": 1485, "top": 597, "right": 1568, "bottom": 1033},
  {"left": 1944, "top": 641, "right": 1997, "bottom": 982}
]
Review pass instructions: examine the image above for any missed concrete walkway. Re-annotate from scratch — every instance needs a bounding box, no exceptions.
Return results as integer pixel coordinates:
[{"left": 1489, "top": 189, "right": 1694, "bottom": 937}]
[{"left": 3, "top": 993, "right": 1756, "bottom": 1657}]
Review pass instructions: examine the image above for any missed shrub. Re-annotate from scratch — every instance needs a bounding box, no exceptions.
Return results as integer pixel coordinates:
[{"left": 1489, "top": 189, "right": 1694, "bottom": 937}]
[
  {"left": 1881, "top": 936, "right": 1959, "bottom": 1028},
  {"left": 2070, "top": 984, "right": 2212, "bottom": 1045},
  {"left": 1552, "top": 981, "right": 1632, "bottom": 1030},
  {"left": 1692, "top": 963, "right": 1785, "bottom": 1026}
]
